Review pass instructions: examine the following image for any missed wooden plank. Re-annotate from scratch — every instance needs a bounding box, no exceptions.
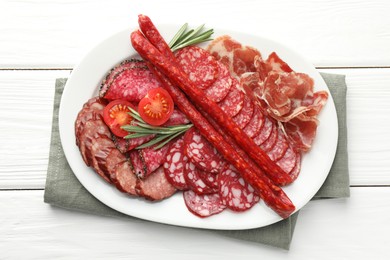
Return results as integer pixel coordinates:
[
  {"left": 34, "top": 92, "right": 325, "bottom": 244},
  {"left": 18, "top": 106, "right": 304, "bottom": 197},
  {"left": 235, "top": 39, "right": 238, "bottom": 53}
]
[
  {"left": 0, "top": 0, "right": 389, "bottom": 68},
  {"left": 1, "top": 188, "right": 389, "bottom": 258},
  {"left": 1, "top": 68, "right": 389, "bottom": 189},
  {"left": 319, "top": 68, "right": 390, "bottom": 185},
  {"left": 0, "top": 70, "right": 70, "bottom": 189}
]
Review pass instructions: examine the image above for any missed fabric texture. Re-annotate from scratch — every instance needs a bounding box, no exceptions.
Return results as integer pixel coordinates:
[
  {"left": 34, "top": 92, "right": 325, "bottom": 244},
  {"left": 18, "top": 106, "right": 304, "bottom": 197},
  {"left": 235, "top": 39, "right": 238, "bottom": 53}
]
[{"left": 44, "top": 73, "right": 349, "bottom": 250}]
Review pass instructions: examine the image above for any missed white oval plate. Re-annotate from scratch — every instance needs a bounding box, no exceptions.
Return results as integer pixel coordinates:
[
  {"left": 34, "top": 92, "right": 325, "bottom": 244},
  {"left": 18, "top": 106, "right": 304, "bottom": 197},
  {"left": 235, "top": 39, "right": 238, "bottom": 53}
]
[{"left": 59, "top": 23, "right": 338, "bottom": 230}]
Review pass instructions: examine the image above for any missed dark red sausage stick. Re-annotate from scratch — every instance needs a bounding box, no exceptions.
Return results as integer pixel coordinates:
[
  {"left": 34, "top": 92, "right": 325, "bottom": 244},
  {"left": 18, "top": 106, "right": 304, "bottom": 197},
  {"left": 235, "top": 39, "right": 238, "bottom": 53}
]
[
  {"left": 136, "top": 15, "right": 292, "bottom": 186},
  {"left": 133, "top": 39, "right": 295, "bottom": 219}
]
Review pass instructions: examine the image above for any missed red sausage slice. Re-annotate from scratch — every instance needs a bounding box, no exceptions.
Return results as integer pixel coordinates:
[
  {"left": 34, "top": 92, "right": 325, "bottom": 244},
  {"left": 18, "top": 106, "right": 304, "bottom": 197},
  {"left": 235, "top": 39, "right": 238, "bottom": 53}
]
[
  {"left": 184, "top": 128, "right": 226, "bottom": 174},
  {"left": 253, "top": 116, "right": 273, "bottom": 146},
  {"left": 217, "top": 166, "right": 260, "bottom": 212},
  {"left": 139, "top": 144, "right": 170, "bottom": 179},
  {"left": 232, "top": 95, "right": 255, "bottom": 129},
  {"left": 242, "top": 106, "right": 264, "bottom": 138},
  {"left": 163, "top": 137, "right": 189, "bottom": 190},
  {"left": 135, "top": 167, "right": 177, "bottom": 201},
  {"left": 112, "top": 160, "right": 138, "bottom": 195},
  {"left": 204, "top": 62, "right": 233, "bottom": 102},
  {"left": 183, "top": 190, "right": 226, "bottom": 218},
  {"left": 184, "top": 161, "right": 216, "bottom": 195},
  {"left": 175, "top": 46, "right": 219, "bottom": 90},
  {"left": 218, "top": 80, "right": 245, "bottom": 118},
  {"left": 267, "top": 129, "right": 289, "bottom": 161},
  {"left": 101, "top": 66, "right": 163, "bottom": 102}
]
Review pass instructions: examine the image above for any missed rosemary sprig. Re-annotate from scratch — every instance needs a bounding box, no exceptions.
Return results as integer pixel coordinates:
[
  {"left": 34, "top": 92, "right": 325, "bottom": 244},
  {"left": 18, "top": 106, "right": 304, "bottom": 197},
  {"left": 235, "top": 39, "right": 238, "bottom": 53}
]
[
  {"left": 169, "top": 23, "right": 214, "bottom": 52},
  {"left": 122, "top": 107, "right": 193, "bottom": 150}
]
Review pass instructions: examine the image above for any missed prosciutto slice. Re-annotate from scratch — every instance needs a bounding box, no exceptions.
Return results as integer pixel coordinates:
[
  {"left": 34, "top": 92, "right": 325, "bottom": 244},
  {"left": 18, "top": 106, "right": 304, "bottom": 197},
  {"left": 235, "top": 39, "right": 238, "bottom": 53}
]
[
  {"left": 207, "top": 36, "right": 329, "bottom": 152},
  {"left": 207, "top": 35, "right": 261, "bottom": 78}
]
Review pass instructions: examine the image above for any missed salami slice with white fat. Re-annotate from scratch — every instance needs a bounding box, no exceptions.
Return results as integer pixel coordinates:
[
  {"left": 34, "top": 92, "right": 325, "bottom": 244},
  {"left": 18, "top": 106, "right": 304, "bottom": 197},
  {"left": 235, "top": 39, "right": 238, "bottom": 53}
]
[
  {"left": 232, "top": 95, "right": 255, "bottom": 129},
  {"left": 99, "top": 59, "right": 147, "bottom": 97},
  {"left": 252, "top": 116, "right": 273, "bottom": 146},
  {"left": 276, "top": 145, "right": 298, "bottom": 174},
  {"left": 135, "top": 167, "right": 177, "bottom": 201},
  {"left": 260, "top": 120, "right": 278, "bottom": 152},
  {"left": 218, "top": 80, "right": 245, "bottom": 117},
  {"left": 217, "top": 166, "right": 260, "bottom": 212},
  {"left": 163, "top": 137, "right": 189, "bottom": 190},
  {"left": 163, "top": 109, "right": 190, "bottom": 126},
  {"left": 204, "top": 62, "right": 233, "bottom": 102},
  {"left": 175, "top": 46, "right": 219, "bottom": 90},
  {"left": 198, "top": 170, "right": 219, "bottom": 190},
  {"left": 242, "top": 105, "right": 264, "bottom": 138},
  {"left": 184, "top": 161, "right": 216, "bottom": 195},
  {"left": 288, "top": 152, "right": 301, "bottom": 181},
  {"left": 183, "top": 190, "right": 226, "bottom": 218},
  {"left": 184, "top": 128, "right": 226, "bottom": 174},
  {"left": 101, "top": 66, "right": 163, "bottom": 102},
  {"left": 267, "top": 129, "right": 289, "bottom": 161}
]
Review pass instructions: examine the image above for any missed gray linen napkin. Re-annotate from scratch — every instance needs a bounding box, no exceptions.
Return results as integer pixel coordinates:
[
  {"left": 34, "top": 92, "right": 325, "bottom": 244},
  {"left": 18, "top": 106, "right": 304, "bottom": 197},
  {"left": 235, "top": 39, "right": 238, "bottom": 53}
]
[{"left": 44, "top": 73, "right": 349, "bottom": 250}]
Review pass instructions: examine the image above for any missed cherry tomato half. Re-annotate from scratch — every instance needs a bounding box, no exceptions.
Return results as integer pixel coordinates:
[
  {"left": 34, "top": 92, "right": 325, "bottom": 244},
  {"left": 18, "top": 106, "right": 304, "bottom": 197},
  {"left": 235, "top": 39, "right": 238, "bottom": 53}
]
[
  {"left": 103, "top": 99, "right": 134, "bottom": 137},
  {"left": 138, "top": 87, "right": 174, "bottom": 126}
]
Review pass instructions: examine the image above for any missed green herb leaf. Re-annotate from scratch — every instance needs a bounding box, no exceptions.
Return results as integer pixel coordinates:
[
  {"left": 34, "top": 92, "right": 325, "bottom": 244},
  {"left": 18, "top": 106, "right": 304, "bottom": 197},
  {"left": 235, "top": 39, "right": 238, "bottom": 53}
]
[
  {"left": 122, "top": 108, "right": 192, "bottom": 150},
  {"left": 169, "top": 23, "right": 214, "bottom": 52}
]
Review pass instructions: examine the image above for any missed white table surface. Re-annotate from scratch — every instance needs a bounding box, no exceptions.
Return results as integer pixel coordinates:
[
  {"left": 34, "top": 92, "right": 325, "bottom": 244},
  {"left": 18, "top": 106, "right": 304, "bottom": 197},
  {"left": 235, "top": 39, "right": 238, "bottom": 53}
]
[{"left": 1, "top": 0, "right": 389, "bottom": 259}]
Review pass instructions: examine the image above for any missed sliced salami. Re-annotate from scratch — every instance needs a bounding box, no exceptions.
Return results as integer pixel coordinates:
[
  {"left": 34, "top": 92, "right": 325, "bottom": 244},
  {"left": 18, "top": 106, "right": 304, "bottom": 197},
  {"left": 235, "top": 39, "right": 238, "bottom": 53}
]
[
  {"left": 204, "top": 62, "right": 233, "bottom": 102},
  {"left": 163, "top": 108, "right": 190, "bottom": 126},
  {"left": 101, "top": 66, "right": 163, "bottom": 102},
  {"left": 79, "top": 119, "right": 111, "bottom": 167},
  {"left": 218, "top": 80, "right": 245, "bottom": 118},
  {"left": 198, "top": 170, "right": 219, "bottom": 190},
  {"left": 267, "top": 129, "right": 289, "bottom": 161},
  {"left": 113, "top": 135, "right": 155, "bottom": 154},
  {"left": 139, "top": 144, "right": 170, "bottom": 179},
  {"left": 242, "top": 106, "right": 264, "bottom": 138},
  {"left": 232, "top": 95, "right": 255, "bottom": 129},
  {"left": 184, "top": 161, "right": 215, "bottom": 195},
  {"left": 276, "top": 145, "right": 298, "bottom": 174},
  {"left": 129, "top": 150, "right": 146, "bottom": 178},
  {"left": 90, "top": 134, "right": 116, "bottom": 183},
  {"left": 175, "top": 46, "right": 219, "bottom": 90},
  {"left": 183, "top": 190, "right": 226, "bottom": 218},
  {"left": 99, "top": 59, "right": 147, "bottom": 97},
  {"left": 260, "top": 120, "right": 278, "bottom": 152},
  {"left": 289, "top": 152, "right": 301, "bottom": 181},
  {"left": 184, "top": 128, "right": 226, "bottom": 174},
  {"left": 112, "top": 160, "right": 138, "bottom": 195},
  {"left": 75, "top": 98, "right": 106, "bottom": 146},
  {"left": 217, "top": 166, "right": 260, "bottom": 212},
  {"left": 253, "top": 116, "right": 273, "bottom": 146},
  {"left": 135, "top": 167, "right": 177, "bottom": 201},
  {"left": 163, "top": 137, "right": 189, "bottom": 190},
  {"left": 105, "top": 148, "right": 127, "bottom": 181}
]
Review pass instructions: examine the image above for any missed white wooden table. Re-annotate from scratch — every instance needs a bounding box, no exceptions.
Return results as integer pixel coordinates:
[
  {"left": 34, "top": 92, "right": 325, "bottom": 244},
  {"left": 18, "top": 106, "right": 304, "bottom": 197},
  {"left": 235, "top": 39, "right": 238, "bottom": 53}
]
[{"left": 1, "top": 0, "right": 390, "bottom": 258}]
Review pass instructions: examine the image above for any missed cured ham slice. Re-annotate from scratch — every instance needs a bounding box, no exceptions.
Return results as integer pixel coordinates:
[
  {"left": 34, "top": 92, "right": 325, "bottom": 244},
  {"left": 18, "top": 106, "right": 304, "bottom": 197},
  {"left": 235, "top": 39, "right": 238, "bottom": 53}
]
[
  {"left": 207, "top": 36, "right": 328, "bottom": 152},
  {"left": 207, "top": 35, "right": 261, "bottom": 78}
]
